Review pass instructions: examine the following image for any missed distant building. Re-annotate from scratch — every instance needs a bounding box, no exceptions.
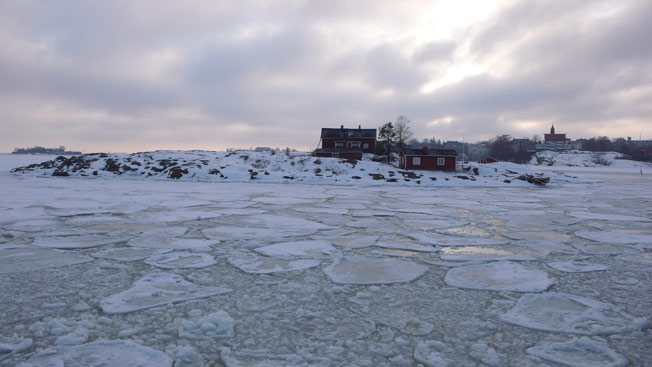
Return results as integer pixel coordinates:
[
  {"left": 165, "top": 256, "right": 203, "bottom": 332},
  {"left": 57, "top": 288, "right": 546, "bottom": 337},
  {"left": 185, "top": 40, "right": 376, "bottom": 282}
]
[
  {"left": 478, "top": 157, "right": 497, "bottom": 164},
  {"left": 536, "top": 125, "right": 580, "bottom": 151},
  {"left": 399, "top": 146, "right": 457, "bottom": 171},
  {"left": 314, "top": 125, "right": 376, "bottom": 160}
]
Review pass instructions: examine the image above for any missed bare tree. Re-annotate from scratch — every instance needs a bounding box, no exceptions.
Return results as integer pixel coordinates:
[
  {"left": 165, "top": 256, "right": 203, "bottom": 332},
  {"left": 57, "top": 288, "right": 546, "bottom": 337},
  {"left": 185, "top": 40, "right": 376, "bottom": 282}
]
[{"left": 394, "top": 115, "right": 413, "bottom": 152}]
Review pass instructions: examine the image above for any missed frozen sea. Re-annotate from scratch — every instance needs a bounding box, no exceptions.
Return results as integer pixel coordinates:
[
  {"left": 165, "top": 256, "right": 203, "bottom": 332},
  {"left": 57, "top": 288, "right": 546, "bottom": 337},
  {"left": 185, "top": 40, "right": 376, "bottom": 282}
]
[{"left": 0, "top": 154, "right": 651, "bottom": 366}]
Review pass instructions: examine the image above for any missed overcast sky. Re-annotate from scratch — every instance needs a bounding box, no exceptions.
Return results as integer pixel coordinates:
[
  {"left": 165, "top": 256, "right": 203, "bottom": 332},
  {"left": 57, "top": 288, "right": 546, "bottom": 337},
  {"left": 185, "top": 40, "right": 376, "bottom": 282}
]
[{"left": 1, "top": 0, "right": 650, "bottom": 153}]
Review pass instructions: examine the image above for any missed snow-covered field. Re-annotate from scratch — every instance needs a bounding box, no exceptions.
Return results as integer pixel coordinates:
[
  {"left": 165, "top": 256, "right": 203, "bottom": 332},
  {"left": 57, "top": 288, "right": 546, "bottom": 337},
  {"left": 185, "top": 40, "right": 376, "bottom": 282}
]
[
  {"left": 531, "top": 150, "right": 652, "bottom": 169},
  {"left": 1, "top": 153, "right": 651, "bottom": 366}
]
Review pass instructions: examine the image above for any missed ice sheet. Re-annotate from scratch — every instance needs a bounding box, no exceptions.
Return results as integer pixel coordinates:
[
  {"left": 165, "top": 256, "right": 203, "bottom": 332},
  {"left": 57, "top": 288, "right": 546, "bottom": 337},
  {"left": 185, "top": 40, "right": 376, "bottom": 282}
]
[
  {"left": 127, "top": 237, "right": 218, "bottom": 250},
  {"left": 440, "top": 246, "right": 548, "bottom": 261},
  {"left": 444, "top": 261, "right": 554, "bottom": 292},
  {"left": 100, "top": 273, "right": 232, "bottom": 314},
  {"left": 575, "top": 230, "right": 652, "bottom": 244},
  {"left": 202, "top": 226, "right": 317, "bottom": 240}
]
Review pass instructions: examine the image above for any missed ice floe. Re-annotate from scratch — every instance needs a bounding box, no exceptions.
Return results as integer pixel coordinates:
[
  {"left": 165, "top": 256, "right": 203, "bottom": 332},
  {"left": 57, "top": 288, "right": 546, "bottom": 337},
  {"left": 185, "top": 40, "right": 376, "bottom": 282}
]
[
  {"left": 323, "top": 256, "right": 428, "bottom": 284},
  {"left": 575, "top": 230, "right": 652, "bottom": 244},
  {"left": 127, "top": 237, "right": 218, "bottom": 250},
  {"left": 253, "top": 240, "right": 336, "bottom": 257},
  {"left": 573, "top": 242, "right": 642, "bottom": 255},
  {"left": 617, "top": 252, "right": 652, "bottom": 265},
  {"left": 202, "top": 226, "right": 317, "bottom": 240},
  {"left": 0, "top": 247, "right": 93, "bottom": 273},
  {"left": 501, "top": 293, "right": 647, "bottom": 335},
  {"left": 100, "top": 273, "right": 231, "bottom": 314},
  {"left": 144, "top": 251, "right": 216, "bottom": 269},
  {"left": 18, "top": 340, "right": 173, "bottom": 367},
  {"left": 239, "top": 214, "right": 331, "bottom": 230},
  {"left": 440, "top": 246, "right": 549, "bottom": 261},
  {"left": 547, "top": 261, "right": 609, "bottom": 272},
  {"left": 91, "top": 247, "right": 172, "bottom": 262},
  {"left": 375, "top": 241, "right": 438, "bottom": 253},
  {"left": 526, "top": 337, "right": 627, "bottom": 367},
  {"left": 569, "top": 211, "right": 650, "bottom": 222},
  {"left": 227, "top": 253, "right": 321, "bottom": 274},
  {"left": 444, "top": 261, "right": 554, "bottom": 292},
  {"left": 330, "top": 235, "right": 378, "bottom": 249},
  {"left": 32, "top": 234, "right": 126, "bottom": 249},
  {"left": 404, "top": 232, "right": 509, "bottom": 247},
  {"left": 413, "top": 341, "right": 450, "bottom": 367}
]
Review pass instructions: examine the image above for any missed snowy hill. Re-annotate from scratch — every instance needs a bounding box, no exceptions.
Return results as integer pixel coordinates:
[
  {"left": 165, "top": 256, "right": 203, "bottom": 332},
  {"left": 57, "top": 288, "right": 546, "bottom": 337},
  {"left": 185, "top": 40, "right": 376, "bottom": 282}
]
[
  {"left": 530, "top": 150, "right": 652, "bottom": 168},
  {"left": 10, "top": 150, "right": 583, "bottom": 187}
]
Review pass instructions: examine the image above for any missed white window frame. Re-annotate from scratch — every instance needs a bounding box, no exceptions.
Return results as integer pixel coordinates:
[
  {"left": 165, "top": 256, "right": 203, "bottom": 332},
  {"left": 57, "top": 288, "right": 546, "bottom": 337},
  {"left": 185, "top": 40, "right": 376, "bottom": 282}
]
[
  {"left": 332, "top": 152, "right": 339, "bottom": 157},
  {"left": 413, "top": 157, "right": 421, "bottom": 166},
  {"left": 437, "top": 157, "right": 445, "bottom": 166},
  {"left": 350, "top": 141, "right": 361, "bottom": 149},
  {"left": 334, "top": 141, "right": 345, "bottom": 148}
]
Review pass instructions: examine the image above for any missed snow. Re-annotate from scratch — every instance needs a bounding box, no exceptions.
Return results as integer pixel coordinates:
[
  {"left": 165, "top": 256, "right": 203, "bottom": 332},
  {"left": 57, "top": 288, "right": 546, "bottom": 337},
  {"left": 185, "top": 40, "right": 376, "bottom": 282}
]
[
  {"left": 547, "top": 260, "right": 609, "bottom": 272},
  {"left": 323, "top": 256, "right": 429, "bottom": 284},
  {"left": 444, "top": 261, "right": 554, "bottom": 292},
  {"left": 526, "top": 337, "right": 628, "bottom": 367},
  {"left": 100, "top": 273, "right": 232, "bottom": 314},
  {"left": 18, "top": 340, "right": 173, "bottom": 367},
  {"left": 500, "top": 293, "right": 648, "bottom": 335},
  {"left": 531, "top": 150, "right": 652, "bottom": 169}
]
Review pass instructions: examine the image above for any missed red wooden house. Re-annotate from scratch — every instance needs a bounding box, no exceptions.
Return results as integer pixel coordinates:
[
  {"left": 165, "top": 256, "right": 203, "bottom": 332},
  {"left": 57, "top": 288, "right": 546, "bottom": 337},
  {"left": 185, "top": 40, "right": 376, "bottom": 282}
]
[
  {"left": 314, "top": 125, "right": 376, "bottom": 160},
  {"left": 399, "top": 146, "right": 457, "bottom": 171},
  {"left": 478, "top": 157, "right": 497, "bottom": 164}
]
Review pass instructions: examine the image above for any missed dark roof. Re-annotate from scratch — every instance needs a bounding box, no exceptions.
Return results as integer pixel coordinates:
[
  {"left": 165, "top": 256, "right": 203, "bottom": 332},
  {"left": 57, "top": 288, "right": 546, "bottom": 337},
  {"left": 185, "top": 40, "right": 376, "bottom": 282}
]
[
  {"left": 321, "top": 127, "right": 376, "bottom": 139},
  {"left": 402, "top": 148, "right": 458, "bottom": 157}
]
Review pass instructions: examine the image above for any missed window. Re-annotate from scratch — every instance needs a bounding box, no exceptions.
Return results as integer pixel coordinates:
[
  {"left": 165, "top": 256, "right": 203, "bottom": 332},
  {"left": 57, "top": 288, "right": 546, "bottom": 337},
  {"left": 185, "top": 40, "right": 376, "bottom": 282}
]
[
  {"left": 363, "top": 143, "right": 369, "bottom": 149},
  {"left": 350, "top": 141, "right": 361, "bottom": 149},
  {"left": 332, "top": 152, "right": 339, "bottom": 157},
  {"left": 413, "top": 157, "right": 421, "bottom": 165},
  {"left": 437, "top": 157, "right": 445, "bottom": 166},
  {"left": 335, "top": 141, "right": 345, "bottom": 148}
]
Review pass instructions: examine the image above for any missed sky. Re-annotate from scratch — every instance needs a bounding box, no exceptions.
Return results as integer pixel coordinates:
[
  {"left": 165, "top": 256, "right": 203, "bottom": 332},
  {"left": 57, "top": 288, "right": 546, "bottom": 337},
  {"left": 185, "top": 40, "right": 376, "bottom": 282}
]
[{"left": 1, "top": 0, "right": 651, "bottom": 153}]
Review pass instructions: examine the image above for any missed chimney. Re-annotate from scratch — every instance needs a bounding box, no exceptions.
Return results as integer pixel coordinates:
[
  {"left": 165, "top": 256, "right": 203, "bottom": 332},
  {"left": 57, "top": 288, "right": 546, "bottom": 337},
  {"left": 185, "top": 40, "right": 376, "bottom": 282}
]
[
  {"left": 340, "top": 124, "right": 344, "bottom": 130},
  {"left": 422, "top": 146, "right": 428, "bottom": 154},
  {"left": 358, "top": 125, "right": 361, "bottom": 130}
]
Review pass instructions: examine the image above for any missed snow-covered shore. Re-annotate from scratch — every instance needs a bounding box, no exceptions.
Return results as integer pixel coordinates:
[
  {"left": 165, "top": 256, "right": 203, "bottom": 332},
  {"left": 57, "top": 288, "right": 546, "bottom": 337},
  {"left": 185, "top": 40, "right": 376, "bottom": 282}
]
[
  {"left": 9, "top": 150, "right": 585, "bottom": 187},
  {"left": 530, "top": 150, "right": 652, "bottom": 169}
]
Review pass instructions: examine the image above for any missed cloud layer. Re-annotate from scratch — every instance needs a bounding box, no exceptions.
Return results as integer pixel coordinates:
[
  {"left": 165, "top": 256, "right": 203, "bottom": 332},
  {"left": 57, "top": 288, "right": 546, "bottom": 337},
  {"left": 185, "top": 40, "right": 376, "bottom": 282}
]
[{"left": 1, "top": 0, "right": 650, "bottom": 152}]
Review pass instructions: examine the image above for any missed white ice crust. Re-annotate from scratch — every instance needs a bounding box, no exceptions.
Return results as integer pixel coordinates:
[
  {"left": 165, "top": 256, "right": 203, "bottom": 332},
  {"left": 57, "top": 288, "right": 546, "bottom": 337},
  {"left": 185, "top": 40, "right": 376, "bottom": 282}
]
[
  {"left": 501, "top": 293, "right": 647, "bottom": 335},
  {"left": 444, "top": 261, "right": 554, "bottom": 292},
  {"left": 323, "top": 256, "right": 428, "bottom": 284},
  {"left": 18, "top": 340, "right": 173, "bottom": 367},
  {"left": 100, "top": 273, "right": 231, "bottom": 314}
]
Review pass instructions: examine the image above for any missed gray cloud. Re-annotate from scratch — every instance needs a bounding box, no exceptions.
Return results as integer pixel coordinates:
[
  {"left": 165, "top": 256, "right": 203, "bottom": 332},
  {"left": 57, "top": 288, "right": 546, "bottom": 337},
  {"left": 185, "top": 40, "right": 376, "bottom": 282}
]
[{"left": 0, "top": 0, "right": 650, "bottom": 152}]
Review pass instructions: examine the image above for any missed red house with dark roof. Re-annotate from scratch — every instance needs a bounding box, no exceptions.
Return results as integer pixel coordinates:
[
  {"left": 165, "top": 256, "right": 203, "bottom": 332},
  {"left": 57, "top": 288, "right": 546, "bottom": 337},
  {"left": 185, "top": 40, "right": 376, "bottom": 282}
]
[
  {"left": 314, "top": 125, "right": 376, "bottom": 160},
  {"left": 399, "top": 147, "right": 457, "bottom": 171}
]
